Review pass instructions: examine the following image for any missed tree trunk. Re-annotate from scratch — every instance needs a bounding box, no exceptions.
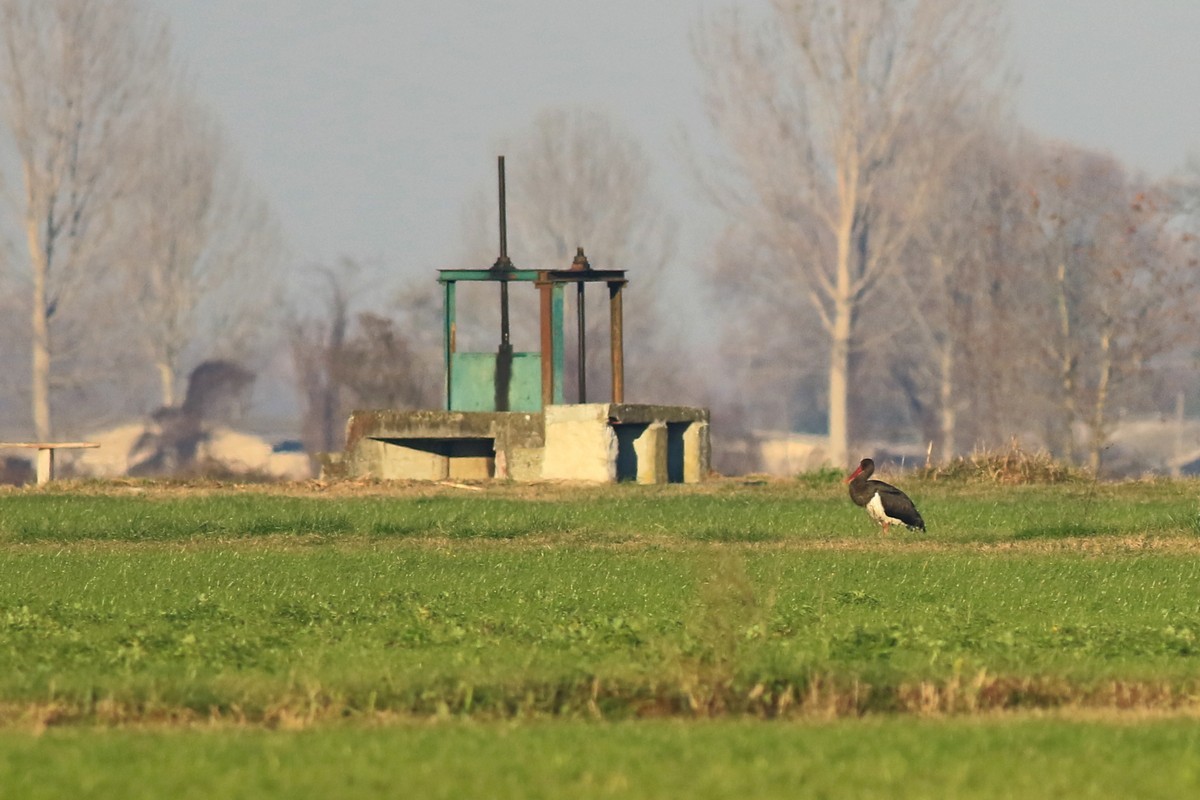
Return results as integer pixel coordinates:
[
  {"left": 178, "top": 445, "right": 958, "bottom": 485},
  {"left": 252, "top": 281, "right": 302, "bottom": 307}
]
[
  {"left": 938, "top": 341, "right": 956, "bottom": 463},
  {"left": 1055, "top": 261, "right": 1077, "bottom": 462},
  {"left": 1087, "top": 323, "right": 1113, "bottom": 475},
  {"left": 827, "top": 154, "right": 859, "bottom": 469},
  {"left": 157, "top": 360, "right": 177, "bottom": 408},
  {"left": 319, "top": 379, "right": 341, "bottom": 453},
  {"left": 30, "top": 287, "right": 51, "bottom": 441},
  {"left": 25, "top": 209, "right": 52, "bottom": 442},
  {"left": 828, "top": 299, "right": 852, "bottom": 469}
]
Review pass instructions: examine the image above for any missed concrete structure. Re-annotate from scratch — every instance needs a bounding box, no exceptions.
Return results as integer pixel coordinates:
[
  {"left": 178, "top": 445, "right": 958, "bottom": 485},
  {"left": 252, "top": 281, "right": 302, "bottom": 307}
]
[
  {"left": 327, "top": 158, "right": 710, "bottom": 484},
  {"left": 542, "top": 404, "right": 709, "bottom": 483},
  {"left": 328, "top": 404, "right": 709, "bottom": 484},
  {"left": 334, "top": 409, "right": 545, "bottom": 481}
]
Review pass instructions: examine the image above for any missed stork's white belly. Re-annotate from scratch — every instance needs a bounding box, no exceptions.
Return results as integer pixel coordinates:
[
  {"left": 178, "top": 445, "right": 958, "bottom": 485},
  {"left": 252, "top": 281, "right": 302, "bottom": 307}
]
[{"left": 866, "top": 492, "right": 904, "bottom": 527}]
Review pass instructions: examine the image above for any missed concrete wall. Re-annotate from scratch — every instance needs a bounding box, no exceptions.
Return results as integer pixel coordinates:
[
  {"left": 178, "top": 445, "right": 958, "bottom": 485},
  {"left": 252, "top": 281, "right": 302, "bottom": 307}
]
[
  {"left": 333, "top": 404, "right": 709, "bottom": 484},
  {"left": 541, "top": 404, "right": 619, "bottom": 482},
  {"left": 339, "top": 409, "right": 544, "bottom": 482},
  {"left": 543, "top": 404, "right": 709, "bottom": 484}
]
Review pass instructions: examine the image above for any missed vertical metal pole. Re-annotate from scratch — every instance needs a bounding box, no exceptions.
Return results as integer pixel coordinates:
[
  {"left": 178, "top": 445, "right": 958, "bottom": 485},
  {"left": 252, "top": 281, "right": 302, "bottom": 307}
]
[
  {"left": 495, "top": 284, "right": 513, "bottom": 411},
  {"left": 609, "top": 281, "right": 625, "bottom": 404},
  {"left": 443, "top": 280, "right": 456, "bottom": 410},
  {"left": 497, "top": 157, "right": 509, "bottom": 270},
  {"left": 494, "top": 156, "right": 513, "bottom": 411},
  {"left": 538, "top": 278, "right": 554, "bottom": 408},
  {"left": 500, "top": 283, "right": 511, "bottom": 346},
  {"left": 576, "top": 282, "right": 587, "bottom": 402},
  {"left": 552, "top": 283, "right": 565, "bottom": 404},
  {"left": 495, "top": 155, "right": 512, "bottom": 347}
]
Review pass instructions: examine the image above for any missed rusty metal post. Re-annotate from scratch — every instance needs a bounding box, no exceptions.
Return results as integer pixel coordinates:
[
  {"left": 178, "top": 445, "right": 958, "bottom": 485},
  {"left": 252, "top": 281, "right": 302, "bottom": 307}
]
[
  {"left": 492, "top": 156, "right": 514, "bottom": 411},
  {"left": 538, "top": 277, "right": 554, "bottom": 408},
  {"left": 571, "top": 247, "right": 592, "bottom": 403},
  {"left": 609, "top": 280, "right": 625, "bottom": 403},
  {"left": 576, "top": 281, "right": 586, "bottom": 402},
  {"left": 442, "top": 278, "right": 456, "bottom": 410},
  {"left": 495, "top": 157, "right": 510, "bottom": 271}
]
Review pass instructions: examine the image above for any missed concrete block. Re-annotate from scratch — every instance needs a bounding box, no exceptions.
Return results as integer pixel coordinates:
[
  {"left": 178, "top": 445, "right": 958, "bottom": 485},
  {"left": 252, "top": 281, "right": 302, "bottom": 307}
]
[
  {"left": 633, "top": 421, "right": 668, "bottom": 484},
  {"left": 542, "top": 404, "right": 618, "bottom": 482},
  {"left": 445, "top": 439, "right": 494, "bottom": 480},
  {"left": 339, "top": 404, "right": 708, "bottom": 484},
  {"left": 375, "top": 440, "right": 448, "bottom": 481},
  {"left": 506, "top": 447, "right": 544, "bottom": 481},
  {"left": 683, "top": 420, "right": 711, "bottom": 483}
]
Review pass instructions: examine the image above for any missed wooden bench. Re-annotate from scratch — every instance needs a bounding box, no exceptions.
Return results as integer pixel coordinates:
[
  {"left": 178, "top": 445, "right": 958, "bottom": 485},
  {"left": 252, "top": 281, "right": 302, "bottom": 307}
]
[{"left": 0, "top": 442, "right": 100, "bottom": 485}]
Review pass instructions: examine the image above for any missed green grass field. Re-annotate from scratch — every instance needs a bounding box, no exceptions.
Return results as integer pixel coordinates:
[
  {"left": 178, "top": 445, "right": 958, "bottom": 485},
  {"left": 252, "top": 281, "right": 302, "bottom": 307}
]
[
  {"left": 4, "top": 718, "right": 1200, "bottom": 800},
  {"left": 2, "top": 475, "right": 1199, "bottom": 797}
]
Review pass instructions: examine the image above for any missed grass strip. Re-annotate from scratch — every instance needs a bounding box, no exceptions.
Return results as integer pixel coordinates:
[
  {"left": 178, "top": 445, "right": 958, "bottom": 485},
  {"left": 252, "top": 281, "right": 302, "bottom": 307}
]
[
  {"left": 2, "top": 717, "right": 1200, "bottom": 799},
  {"left": 2, "top": 542, "right": 1199, "bottom": 722}
]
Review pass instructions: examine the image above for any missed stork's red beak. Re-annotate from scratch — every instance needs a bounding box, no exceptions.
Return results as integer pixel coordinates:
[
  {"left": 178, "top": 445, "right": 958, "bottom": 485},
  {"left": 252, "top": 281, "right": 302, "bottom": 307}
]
[{"left": 846, "top": 465, "right": 863, "bottom": 483}]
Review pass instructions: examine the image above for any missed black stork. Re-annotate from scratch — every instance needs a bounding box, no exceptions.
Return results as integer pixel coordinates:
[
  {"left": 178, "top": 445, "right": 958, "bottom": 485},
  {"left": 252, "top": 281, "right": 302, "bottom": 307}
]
[{"left": 846, "top": 458, "right": 925, "bottom": 534}]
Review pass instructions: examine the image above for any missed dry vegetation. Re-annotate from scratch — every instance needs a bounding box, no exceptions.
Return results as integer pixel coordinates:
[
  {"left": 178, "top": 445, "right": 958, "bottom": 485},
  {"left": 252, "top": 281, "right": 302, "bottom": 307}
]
[{"left": 918, "top": 443, "right": 1091, "bottom": 484}]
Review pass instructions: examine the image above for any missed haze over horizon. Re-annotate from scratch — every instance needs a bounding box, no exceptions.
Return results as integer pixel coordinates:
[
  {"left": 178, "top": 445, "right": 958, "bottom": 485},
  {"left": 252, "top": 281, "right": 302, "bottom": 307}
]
[{"left": 156, "top": 0, "right": 1200, "bottom": 298}]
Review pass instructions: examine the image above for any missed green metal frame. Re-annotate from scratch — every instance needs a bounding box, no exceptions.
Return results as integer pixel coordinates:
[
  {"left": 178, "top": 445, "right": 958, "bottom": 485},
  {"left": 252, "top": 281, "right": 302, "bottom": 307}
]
[{"left": 439, "top": 268, "right": 626, "bottom": 413}]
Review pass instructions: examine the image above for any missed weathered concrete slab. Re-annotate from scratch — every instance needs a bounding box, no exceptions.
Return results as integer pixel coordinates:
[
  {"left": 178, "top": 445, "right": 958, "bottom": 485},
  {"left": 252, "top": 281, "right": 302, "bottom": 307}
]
[
  {"left": 341, "top": 409, "right": 544, "bottom": 481},
  {"left": 542, "top": 404, "right": 619, "bottom": 482},
  {"left": 543, "top": 403, "right": 709, "bottom": 484},
  {"left": 632, "top": 421, "right": 667, "bottom": 484},
  {"left": 681, "top": 420, "right": 711, "bottom": 483},
  {"left": 603, "top": 404, "right": 710, "bottom": 425},
  {"left": 332, "top": 404, "right": 709, "bottom": 484}
]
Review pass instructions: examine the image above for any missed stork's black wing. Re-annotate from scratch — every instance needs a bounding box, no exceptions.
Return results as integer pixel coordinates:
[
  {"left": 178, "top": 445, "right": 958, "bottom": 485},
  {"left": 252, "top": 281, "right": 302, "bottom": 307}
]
[{"left": 870, "top": 480, "right": 925, "bottom": 531}]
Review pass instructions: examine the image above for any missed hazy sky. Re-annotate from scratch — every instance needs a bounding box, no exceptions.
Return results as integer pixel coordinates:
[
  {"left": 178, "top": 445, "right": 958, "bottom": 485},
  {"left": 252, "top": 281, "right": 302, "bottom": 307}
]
[{"left": 155, "top": 1, "right": 1200, "bottom": 297}]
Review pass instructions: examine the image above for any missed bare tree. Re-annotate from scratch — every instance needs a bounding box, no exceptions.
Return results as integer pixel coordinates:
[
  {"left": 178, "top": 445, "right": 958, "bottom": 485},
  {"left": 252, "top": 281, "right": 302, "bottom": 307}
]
[
  {"left": 709, "top": 219, "right": 828, "bottom": 434},
  {"left": 336, "top": 306, "right": 442, "bottom": 411},
  {"left": 289, "top": 262, "right": 442, "bottom": 454},
  {"left": 0, "top": 0, "right": 171, "bottom": 440},
  {"left": 289, "top": 263, "right": 356, "bottom": 455},
  {"left": 694, "top": 0, "right": 1007, "bottom": 467},
  {"left": 1028, "top": 144, "right": 1198, "bottom": 472},
  {"left": 126, "top": 82, "right": 282, "bottom": 407},
  {"left": 897, "top": 125, "right": 1040, "bottom": 460}
]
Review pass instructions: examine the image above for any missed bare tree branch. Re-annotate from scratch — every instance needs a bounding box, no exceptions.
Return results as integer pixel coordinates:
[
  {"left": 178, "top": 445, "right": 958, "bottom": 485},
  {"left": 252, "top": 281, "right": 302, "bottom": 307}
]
[{"left": 696, "top": 0, "right": 1008, "bottom": 466}]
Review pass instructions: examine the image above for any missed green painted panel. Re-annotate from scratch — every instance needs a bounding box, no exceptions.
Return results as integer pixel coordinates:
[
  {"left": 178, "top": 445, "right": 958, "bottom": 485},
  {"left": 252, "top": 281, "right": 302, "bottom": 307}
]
[
  {"left": 509, "top": 353, "right": 543, "bottom": 412},
  {"left": 450, "top": 352, "right": 543, "bottom": 412}
]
